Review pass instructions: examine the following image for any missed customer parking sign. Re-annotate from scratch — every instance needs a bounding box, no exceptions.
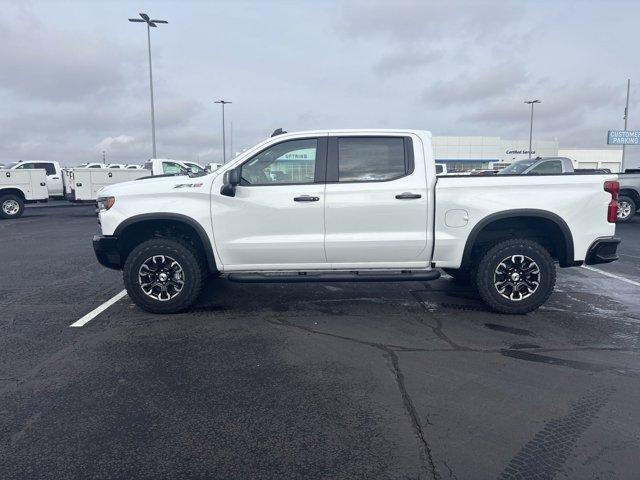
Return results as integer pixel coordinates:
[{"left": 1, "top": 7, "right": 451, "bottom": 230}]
[{"left": 607, "top": 130, "right": 640, "bottom": 145}]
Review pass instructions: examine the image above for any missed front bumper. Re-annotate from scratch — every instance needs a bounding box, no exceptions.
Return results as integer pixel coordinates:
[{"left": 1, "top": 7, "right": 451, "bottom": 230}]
[
  {"left": 585, "top": 237, "right": 621, "bottom": 265},
  {"left": 93, "top": 235, "right": 122, "bottom": 270}
]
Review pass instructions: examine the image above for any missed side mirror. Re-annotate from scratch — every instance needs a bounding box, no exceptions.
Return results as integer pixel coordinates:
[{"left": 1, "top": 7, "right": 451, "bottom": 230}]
[
  {"left": 220, "top": 167, "right": 240, "bottom": 197},
  {"left": 227, "top": 168, "right": 240, "bottom": 186}
]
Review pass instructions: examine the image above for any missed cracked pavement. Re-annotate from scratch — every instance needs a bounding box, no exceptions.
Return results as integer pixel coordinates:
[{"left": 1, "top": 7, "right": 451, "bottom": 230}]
[{"left": 1, "top": 206, "right": 639, "bottom": 479}]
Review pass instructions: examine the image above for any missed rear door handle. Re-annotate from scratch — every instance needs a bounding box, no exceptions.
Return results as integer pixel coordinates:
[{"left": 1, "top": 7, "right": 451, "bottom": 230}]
[
  {"left": 395, "top": 192, "right": 421, "bottom": 199},
  {"left": 294, "top": 195, "right": 319, "bottom": 202}
]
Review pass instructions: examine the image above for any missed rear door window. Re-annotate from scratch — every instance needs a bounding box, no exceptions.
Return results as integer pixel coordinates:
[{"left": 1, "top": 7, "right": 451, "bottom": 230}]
[
  {"left": 34, "top": 162, "right": 56, "bottom": 175},
  {"left": 336, "top": 137, "right": 409, "bottom": 182},
  {"left": 529, "top": 160, "right": 562, "bottom": 174}
]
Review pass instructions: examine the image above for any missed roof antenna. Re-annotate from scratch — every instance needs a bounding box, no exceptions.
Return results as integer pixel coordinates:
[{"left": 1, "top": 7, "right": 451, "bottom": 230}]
[{"left": 271, "top": 128, "right": 287, "bottom": 137}]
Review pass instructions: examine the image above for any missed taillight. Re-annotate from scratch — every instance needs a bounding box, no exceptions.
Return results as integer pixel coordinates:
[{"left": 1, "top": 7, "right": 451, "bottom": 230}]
[{"left": 604, "top": 180, "right": 619, "bottom": 223}]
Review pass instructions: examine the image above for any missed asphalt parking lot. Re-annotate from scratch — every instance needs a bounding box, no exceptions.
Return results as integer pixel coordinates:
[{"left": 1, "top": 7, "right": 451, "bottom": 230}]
[{"left": 1, "top": 206, "right": 639, "bottom": 480}]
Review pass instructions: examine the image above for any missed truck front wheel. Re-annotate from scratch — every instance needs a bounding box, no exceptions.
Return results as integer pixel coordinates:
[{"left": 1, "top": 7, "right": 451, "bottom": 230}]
[
  {"left": 0, "top": 194, "right": 25, "bottom": 219},
  {"left": 475, "top": 239, "right": 556, "bottom": 314},
  {"left": 123, "top": 238, "right": 205, "bottom": 314}
]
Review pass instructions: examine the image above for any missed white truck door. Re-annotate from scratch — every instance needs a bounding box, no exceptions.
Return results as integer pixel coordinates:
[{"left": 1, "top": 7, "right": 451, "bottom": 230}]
[
  {"left": 20, "top": 162, "right": 62, "bottom": 196},
  {"left": 324, "top": 134, "right": 429, "bottom": 268},
  {"left": 13, "top": 162, "right": 61, "bottom": 196},
  {"left": 212, "top": 136, "right": 327, "bottom": 269}
]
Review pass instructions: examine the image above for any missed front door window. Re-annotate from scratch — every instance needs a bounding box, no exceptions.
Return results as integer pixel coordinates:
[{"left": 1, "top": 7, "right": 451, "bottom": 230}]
[{"left": 241, "top": 139, "right": 317, "bottom": 185}]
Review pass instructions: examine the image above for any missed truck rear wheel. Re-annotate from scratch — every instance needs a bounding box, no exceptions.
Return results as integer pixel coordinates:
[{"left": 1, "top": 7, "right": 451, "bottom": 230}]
[
  {"left": 475, "top": 239, "right": 556, "bottom": 314},
  {"left": 617, "top": 195, "right": 636, "bottom": 223},
  {"left": 123, "top": 238, "right": 205, "bottom": 314},
  {"left": 0, "top": 194, "right": 25, "bottom": 219}
]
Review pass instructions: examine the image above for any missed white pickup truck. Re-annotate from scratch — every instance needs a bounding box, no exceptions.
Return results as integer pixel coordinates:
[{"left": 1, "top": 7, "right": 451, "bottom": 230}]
[
  {"left": 92, "top": 129, "right": 620, "bottom": 315},
  {"left": 10, "top": 160, "right": 65, "bottom": 197},
  {"left": 143, "top": 158, "right": 207, "bottom": 176},
  {"left": 1, "top": 168, "right": 49, "bottom": 218},
  {"left": 617, "top": 170, "right": 640, "bottom": 222}
]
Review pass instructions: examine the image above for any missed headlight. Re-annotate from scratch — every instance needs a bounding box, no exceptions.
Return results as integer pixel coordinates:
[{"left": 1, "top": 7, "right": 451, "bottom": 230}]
[{"left": 97, "top": 196, "right": 115, "bottom": 212}]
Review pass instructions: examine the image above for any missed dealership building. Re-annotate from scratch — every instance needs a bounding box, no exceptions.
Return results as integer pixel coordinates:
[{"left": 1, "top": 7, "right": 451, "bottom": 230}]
[{"left": 433, "top": 136, "right": 623, "bottom": 172}]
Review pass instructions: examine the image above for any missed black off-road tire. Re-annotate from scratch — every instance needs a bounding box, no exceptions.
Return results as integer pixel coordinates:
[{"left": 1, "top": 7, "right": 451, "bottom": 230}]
[
  {"left": 617, "top": 195, "right": 636, "bottom": 223},
  {"left": 0, "top": 194, "right": 25, "bottom": 219},
  {"left": 476, "top": 239, "right": 556, "bottom": 314},
  {"left": 123, "top": 238, "right": 206, "bottom": 314}
]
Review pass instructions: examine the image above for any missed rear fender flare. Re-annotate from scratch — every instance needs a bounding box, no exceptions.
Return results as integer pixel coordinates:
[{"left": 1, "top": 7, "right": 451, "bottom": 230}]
[{"left": 461, "top": 209, "right": 574, "bottom": 268}]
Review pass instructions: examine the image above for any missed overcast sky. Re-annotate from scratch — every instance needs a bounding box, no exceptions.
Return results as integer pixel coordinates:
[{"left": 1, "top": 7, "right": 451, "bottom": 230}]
[{"left": 1, "top": 0, "right": 639, "bottom": 166}]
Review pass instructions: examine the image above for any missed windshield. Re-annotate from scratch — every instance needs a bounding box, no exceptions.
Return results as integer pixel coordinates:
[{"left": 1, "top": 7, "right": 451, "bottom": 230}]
[
  {"left": 183, "top": 162, "right": 206, "bottom": 174},
  {"left": 182, "top": 162, "right": 207, "bottom": 176},
  {"left": 498, "top": 159, "right": 537, "bottom": 175}
]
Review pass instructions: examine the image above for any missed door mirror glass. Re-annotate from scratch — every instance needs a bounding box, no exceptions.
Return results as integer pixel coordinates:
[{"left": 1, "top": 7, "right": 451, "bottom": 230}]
[{"left": 226, "top": 167, "right": 240, "bottom": 186}]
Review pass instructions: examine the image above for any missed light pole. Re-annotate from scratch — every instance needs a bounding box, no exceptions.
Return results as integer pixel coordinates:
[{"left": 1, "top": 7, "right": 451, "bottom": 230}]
[
  {"left": 230, "top": 121, "right": 234, "bottom": 161},
  {"left": 524, "top": 99, "right": 541, "bottom": 159},
  {"left": 622, "top": 79, "right": 631, "bottom": 172},
  {"left": 214, "top": 100, "right": 232, "bottom": 163},
  {"left": 129, "top": 13, "right": 168, "bottom": 159}
]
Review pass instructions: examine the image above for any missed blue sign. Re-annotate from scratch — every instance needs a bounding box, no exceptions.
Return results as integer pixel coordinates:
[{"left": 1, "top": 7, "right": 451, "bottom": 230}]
[{"left": 607, "top": 130, "right": 640, "bottom": 145}]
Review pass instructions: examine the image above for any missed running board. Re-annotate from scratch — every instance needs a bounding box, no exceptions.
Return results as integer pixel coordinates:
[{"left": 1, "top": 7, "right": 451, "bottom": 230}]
[{"left": 227, "top": 270, "right": 441, "bottom": 283}]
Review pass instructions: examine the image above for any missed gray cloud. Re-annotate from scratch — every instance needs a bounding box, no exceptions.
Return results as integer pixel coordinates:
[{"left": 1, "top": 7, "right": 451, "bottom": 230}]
[
  {"left": 0, "top": 14, "right": 133, "bottom": 102},
  {"left": 373, "top": 49, "right": 442, "bottom": 75},
  {"left": 339, "top": 0, "right": 523, "bottom": 43},
  {"left": 0, "top": 0, "right": 638, "bottom": 165},
  {"left": 422, "top": 65, "right": 528, "bottom": 106},
  {"left": 458, "top": 80, "right": 633, "bottom": 146}
]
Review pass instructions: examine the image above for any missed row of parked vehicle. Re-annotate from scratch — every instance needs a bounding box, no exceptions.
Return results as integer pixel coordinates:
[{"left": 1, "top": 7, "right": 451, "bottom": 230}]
[
  {"left": 2, "top": 152, "right": 639, "bottom": 223},
  {"left": 0, "top": 159, "right": 222, "bottom": 219}
]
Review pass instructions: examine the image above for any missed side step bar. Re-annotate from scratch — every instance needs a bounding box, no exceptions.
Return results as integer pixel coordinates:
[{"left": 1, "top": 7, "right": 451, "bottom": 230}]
[{"left": 227, "top": 270, "right": 441, "bottom": 284}]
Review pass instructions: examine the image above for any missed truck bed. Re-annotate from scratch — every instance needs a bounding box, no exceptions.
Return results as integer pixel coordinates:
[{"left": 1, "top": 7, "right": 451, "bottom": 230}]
[
  {"left": 1, "top": 169, "right": 49, "bottom": 201},
  {"left": 433, "top": 173, "right": 617, "bottom": 268},
  {"left": 68, "top": 168, "right": 151, "bottom": 202}
]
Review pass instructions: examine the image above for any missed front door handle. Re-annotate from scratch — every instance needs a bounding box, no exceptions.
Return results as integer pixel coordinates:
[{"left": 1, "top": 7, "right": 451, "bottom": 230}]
[
  {"left": 294, "top": 195, "right": 319, "bottom": 202},
  {"left": 395, "top": 192, "right": 422, "bottom": 200}
]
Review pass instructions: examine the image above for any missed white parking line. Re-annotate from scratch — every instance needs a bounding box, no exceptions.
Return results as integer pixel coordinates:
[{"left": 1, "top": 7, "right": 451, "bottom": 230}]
[
  {"left": 69, "top": 290, "right": 128, "bottom": 328},
  {"left": 581, "top": 265, "right": 640, "bottom": 288}
]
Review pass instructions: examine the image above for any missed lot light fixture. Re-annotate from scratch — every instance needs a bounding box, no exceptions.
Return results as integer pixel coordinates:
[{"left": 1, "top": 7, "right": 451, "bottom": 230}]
[{"left": 129, "top": 13, "right": 168, "bottom": 159}]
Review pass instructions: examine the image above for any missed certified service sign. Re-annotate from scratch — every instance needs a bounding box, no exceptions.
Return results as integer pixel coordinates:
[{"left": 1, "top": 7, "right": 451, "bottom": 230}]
[{"left": 607, "top": 130, "right": 640, "bottom": 145}]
